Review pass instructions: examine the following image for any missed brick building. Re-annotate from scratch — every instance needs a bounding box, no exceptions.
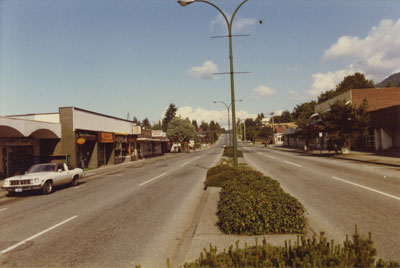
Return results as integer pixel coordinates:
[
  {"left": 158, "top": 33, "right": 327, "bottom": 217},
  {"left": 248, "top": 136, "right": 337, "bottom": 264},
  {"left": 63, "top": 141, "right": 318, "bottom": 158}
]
[{"left": 314, "top": 87, "right": 400, "bottom": 152}]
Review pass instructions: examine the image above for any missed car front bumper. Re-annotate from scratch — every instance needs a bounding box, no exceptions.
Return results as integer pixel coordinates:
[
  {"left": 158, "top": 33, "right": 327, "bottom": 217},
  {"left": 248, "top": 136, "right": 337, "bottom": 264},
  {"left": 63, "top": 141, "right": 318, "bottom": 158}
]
[{"left": 2, "top": 185, "right": 43, "bottom": 192}]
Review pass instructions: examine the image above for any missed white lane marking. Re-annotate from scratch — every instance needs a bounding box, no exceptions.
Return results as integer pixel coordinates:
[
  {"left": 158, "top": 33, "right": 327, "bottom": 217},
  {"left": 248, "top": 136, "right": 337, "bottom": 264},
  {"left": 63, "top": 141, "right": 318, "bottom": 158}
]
[
  {"left": 284, "top": 160, "right": 303, "bottom": 168},
  {"left": 0, "top": 208, "right": 8, "bottom": 213},
  {"left": 179, "top": 156, "right": 202, "bottom": 168},
  {"left": 1, "top": 215, "right": 78, "bottom": 255},
  {"left": 257, "top": 152, "right": 275, "bottom": 159},
  {"left": 139, "top": 173, "right": 167, "bottom": 187},
  {"left": 180, "top": 161, "right": 191, "bottom": 168},
  {"left": 332, "top": 176, "right": 400, "bottom": 201},
  {"left": 112, "top": 174, "right": 123, "bottom": 177}
]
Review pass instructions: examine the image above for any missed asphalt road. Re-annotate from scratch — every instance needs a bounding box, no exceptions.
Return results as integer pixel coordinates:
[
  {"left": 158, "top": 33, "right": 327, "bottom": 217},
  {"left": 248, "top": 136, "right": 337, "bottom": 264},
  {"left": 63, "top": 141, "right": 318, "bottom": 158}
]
[
  {"left": 0, "top": 143, "right": 224, "bottom": 268},
  {"left": 242, "top": 144, "right": 400, "bottom": 262}
]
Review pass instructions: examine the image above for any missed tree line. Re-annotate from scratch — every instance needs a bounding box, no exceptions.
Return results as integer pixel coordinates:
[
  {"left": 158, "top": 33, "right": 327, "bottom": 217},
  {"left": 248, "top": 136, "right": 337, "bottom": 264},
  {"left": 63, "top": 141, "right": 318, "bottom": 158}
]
[
  {"left": 241, "top": 72, "right": 375, "bottom": 151},
  {"left": 131, "top": 103, "right": 222, "bottom": 149}
]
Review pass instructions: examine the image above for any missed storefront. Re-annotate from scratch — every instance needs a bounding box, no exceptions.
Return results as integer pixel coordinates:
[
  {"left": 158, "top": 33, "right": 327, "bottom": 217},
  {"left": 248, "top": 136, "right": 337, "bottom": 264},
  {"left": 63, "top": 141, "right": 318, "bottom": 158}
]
[
  {"left": 75, "top": 131, "right": 97, "bottom": 168},
  {"left": 55, "top": 107, "right": 141, "bottom": 168},
  {"left": 115, "top": 134, "right": 128, "bottom": 164},
  {"left": 0, "top": 138, "right": 35, "bottom": 178},
  {"left": 0, "top": 116, "right": 61, "bottom": 179},
  {"left": 98, "top": 132, "right": 115, "bottom": 166}
]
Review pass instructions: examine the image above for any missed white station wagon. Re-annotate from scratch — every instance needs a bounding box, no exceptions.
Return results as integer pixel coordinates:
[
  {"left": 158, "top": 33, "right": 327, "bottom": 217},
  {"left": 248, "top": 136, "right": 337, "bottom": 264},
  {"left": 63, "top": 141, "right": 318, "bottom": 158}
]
[{"left": 2, "top": 163, "right": 84, "bottom": 195}]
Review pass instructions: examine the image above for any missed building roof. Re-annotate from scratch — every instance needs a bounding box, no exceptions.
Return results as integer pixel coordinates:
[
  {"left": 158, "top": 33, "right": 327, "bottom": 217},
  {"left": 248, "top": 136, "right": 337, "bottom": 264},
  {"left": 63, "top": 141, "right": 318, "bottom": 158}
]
[
  {"left": 351, "top": 87, "right": 400, "bottom": 111},
  {"left": 315, "top": 87, "right": 400, "bottom": 113}
]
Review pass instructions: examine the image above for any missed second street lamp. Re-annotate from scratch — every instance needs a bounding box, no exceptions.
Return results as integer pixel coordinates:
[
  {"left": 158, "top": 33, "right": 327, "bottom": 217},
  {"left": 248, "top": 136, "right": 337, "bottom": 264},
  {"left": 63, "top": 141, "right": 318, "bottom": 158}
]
[
  {"left": 213, "top": 99, "right": 243, "bottom": 146},
  {"left": 178, "top": 0, "right": 248, "bottom": 167}
]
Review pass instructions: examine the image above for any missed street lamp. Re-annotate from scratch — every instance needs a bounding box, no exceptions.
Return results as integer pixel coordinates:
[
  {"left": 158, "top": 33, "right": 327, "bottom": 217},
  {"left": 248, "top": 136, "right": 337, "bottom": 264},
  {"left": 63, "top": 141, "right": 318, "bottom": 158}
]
[
  {"left": 213, "top": 99, "right": 243, "bottom": 146},
  {"left": 270, "top": 112, "right": 275, "bottom": 148},
  {"left": 178, "top": 0, "right": 248, "bottom": 167}
]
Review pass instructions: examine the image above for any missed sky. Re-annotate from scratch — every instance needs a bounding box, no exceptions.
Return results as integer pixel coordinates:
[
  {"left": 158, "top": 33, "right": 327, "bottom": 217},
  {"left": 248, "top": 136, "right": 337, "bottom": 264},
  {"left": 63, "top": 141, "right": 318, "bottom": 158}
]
[{"left": 1, "top": 0, "right": 400, "bottom": 128}]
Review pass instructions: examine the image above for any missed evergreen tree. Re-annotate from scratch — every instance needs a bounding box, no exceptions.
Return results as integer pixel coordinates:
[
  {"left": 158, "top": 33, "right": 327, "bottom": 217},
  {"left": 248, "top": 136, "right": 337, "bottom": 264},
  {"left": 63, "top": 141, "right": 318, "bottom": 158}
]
[
  {"left": 192, "top": 120, "right": 199, "bottom": 132},
  {"left": 142, "top": 118, "right": 151, "bottom": 129},
  {"left": 162, "top": 103, "right": 177, "bottom": 131}
]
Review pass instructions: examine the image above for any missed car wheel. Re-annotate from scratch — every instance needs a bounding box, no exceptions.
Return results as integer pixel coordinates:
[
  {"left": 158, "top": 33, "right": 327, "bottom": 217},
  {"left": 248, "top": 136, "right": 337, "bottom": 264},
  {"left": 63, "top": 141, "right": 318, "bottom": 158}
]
[
  {"left": 42, "top": 181, "right": 53, "bottom": 195},
  {"left": 70, "top": 176, "right": 79, "bottom": 187}
]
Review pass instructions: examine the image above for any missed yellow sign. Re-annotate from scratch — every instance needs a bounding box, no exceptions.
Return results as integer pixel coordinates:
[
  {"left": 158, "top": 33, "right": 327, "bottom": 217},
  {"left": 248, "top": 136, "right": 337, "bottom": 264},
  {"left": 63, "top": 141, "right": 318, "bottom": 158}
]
[
  {"left": 77, "top": 138, "right": 86, "bottom": 145},
  {"left": 99, "top": 132, "right": 114, "bottom": 143}
]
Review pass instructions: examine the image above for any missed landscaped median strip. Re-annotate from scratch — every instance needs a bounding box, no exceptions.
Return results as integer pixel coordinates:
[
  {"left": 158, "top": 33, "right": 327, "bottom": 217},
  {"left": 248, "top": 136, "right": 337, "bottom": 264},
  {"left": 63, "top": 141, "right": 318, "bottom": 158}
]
[
  {"left": 331, "top": 176, "right": 400, "bottom": 201},
  {"left": 1, "top": 215, "right": 78, "bottom": 255}
]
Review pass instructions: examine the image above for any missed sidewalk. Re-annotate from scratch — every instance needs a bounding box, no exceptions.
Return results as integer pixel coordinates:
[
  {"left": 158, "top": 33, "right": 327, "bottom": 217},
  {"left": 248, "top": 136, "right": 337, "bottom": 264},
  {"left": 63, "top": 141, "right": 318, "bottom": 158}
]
[{"left": 265, "top": 145, "right": 400, "bottom": 168}]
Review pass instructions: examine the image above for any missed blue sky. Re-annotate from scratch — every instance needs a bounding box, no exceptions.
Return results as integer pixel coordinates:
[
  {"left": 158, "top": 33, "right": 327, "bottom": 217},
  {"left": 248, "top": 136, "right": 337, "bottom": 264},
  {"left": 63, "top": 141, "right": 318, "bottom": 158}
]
[{"left": 1, "top": 0, "right": 400, "bottom": 127}]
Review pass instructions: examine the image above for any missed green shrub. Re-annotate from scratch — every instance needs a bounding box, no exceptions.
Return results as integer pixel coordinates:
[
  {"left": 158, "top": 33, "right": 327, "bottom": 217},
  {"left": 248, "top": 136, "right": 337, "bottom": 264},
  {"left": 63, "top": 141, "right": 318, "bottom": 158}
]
[
  {"left": 204, "top": 165, "right": 254, "bottom": 189},
  {"left": 204, "top": 168, "right": 242, "bottom": 189},
  {"left": 223, "top": 146, "right": 243, "bottom": 158},
  {"left": 217, "top": 170, "right": 306, "bottom": 235},
  {"left": 206, "top": 164, "right": 234, "bottom": 178},
  {"left": 184, "top": 226, "right": 400, "bottom": 268}
]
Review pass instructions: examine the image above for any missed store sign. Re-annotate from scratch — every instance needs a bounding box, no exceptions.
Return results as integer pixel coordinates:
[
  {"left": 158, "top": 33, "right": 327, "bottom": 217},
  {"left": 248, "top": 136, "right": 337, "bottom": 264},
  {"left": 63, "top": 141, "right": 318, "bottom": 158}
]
[
  {"left": 132, "top": 125, "right": 142, "bottom": 135},
  {"left": 99, "top": 132, "right": 114, "bottom": 143},
  {"left": 76, "top": 138, "right": 86, "bottom": 145},
  {"left": 0, "top": 138, "right": 34, "bottom": 146},
  {"left": 152, "top": 130, "right": 164, "bottom": 138}
]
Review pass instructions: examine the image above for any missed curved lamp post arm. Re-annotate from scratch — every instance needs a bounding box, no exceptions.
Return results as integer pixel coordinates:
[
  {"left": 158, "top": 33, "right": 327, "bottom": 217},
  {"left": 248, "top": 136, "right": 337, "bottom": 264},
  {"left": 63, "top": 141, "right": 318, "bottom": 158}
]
[
  {"left": 230, "top": 0, "right": 248, "bottom": 29},
  {"left": 195, "top": 0, "right": 230, "bottom": 29}
]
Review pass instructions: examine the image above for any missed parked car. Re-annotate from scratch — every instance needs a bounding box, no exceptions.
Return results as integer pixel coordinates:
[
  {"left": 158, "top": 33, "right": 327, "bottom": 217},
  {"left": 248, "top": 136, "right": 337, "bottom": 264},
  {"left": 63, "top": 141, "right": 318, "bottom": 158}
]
[{"left": 2, "top": 163, "right": 84, "bottom": 195}]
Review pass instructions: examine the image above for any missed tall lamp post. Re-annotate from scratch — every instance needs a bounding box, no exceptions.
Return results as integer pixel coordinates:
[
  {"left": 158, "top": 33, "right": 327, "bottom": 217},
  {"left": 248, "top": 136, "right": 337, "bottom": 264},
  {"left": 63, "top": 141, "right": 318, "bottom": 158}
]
[
  {"left": 178, "top": 0, "right": 248, "bottom": 168},
  {"left": 213, "top": 99, "right": 243, "bottom": 146}
]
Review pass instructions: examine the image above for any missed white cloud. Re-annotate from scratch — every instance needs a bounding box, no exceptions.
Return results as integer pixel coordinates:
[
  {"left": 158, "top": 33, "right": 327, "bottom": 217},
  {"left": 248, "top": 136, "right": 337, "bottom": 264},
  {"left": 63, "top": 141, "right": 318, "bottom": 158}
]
[
  {"left": 253, "top": 85, "right": 277, "bottom": 97},
  {"left": 176, "top": 106, "right": 256, "bottom": 128},
  {"left": 323, "top": 17, "right": 400, "bottom": 80},
  {"left": 211, "top": 14, "right": 256, "bottom": 35},
  {"left": 307, "top": 68, "right": 357, "bottom": 97},
  {"left": 188, "top": 60, "right": 219, "bottom": 79}
]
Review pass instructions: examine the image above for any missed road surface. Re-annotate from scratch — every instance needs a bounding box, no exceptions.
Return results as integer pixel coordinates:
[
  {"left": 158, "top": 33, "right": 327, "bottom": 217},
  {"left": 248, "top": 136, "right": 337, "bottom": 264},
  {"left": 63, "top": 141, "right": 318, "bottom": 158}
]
[
  {"left": 242, "top": 144, "right": 400, "bottom": 261},
  {"left": 0, "top": 143, "right": 225, "bottom": 268}
]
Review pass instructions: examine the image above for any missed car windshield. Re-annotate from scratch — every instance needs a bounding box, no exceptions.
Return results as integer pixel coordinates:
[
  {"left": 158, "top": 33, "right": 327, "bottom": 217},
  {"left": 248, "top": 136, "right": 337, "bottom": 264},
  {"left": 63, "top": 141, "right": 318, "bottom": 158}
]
[{"left": 27, "top": 164, "right": 56, "bottom": 173}]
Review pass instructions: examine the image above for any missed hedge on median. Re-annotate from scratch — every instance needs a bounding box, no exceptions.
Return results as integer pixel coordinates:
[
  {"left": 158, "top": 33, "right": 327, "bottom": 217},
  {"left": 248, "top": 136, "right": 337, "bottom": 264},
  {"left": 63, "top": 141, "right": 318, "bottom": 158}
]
[
  {"left": 204, "top": 164, "right": 248, "bottom": 189},
  {"left": 217, "top": 168, "right": 307, "bottom": 235},
  {"left": 223, "top": 146, "right": 243, "bottom": 158}
]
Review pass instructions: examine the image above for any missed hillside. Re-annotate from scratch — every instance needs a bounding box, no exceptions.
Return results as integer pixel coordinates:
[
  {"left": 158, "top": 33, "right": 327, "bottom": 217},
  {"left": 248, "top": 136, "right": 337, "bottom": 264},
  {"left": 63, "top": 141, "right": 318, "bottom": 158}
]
[{"left": 376, "top": 72, "right": 400, "bottom": 87}]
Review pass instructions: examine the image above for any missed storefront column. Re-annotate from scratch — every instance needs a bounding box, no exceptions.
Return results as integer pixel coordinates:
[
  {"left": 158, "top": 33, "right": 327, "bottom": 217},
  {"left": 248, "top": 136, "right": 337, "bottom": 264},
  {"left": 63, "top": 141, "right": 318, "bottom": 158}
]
[{"left": 88, "top": 142, "right": 99, "bottom": 169}]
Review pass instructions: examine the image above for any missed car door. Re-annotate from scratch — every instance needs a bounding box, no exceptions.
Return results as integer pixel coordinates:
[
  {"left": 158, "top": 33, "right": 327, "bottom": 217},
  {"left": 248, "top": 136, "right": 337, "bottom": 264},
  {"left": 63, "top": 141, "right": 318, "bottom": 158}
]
[{"left": 56, "top": 163, "right": 70, "bottom": 185}]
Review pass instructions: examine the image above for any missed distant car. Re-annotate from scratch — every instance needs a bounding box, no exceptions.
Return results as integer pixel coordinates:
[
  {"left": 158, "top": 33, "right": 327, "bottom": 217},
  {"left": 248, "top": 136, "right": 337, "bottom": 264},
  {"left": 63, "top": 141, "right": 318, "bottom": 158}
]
[{"left": 2, "top": 163, "right": 84, "bottom": 195}]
